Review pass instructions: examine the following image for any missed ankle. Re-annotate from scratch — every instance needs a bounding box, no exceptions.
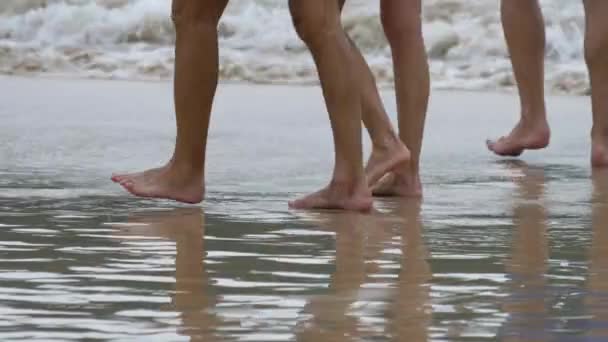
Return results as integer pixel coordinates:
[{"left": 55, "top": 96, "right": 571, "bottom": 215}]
[
  {"left": 521, "top": 101, "right": 546, "bottom": 116},
  {"left": 168, "top": 159, "right": 204, "bottom": 180},
  {"left": 520, "top": 104, "right": 547, "bottom": 124},
  {"left": 520, "top": 113, "right": 547, "bottom": 126},
  {"left": 328, "top": 177, "right": 369, "bottom": 195},
  {"left": 394, "top": 166, "right": 420, "bottom": 182},
  {"left": 592, "top": 126, "right": 608, "bottom": 142},
  {"left": 371, "top": 130, "right": 402, "bottom": 154}
]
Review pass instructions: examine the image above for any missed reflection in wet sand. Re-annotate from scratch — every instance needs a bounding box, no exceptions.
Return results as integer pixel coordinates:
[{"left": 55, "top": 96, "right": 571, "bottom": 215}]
[
  {"left": 501, "top": 162, "right": 549, "bottom": 341},
  {"left": 118, "top": 208, "right": 221, "bottom": 342},
  {"left": 294, "top": 201, "right": 431, "bottom": 341},
  {"left": 587, "top": 170, "right": 608, "bottom": 338},
  {"left": 385, "top": 201, "right": 432, "bottom": 342},
  {"left": 294, "top": 212, "right": 369, "bottom": 342}
]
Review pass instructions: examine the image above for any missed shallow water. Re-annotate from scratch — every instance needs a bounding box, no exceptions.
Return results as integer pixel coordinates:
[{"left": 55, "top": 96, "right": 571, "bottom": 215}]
[{"left": 1, "top": 77, "right": 605, "bottom": 341}]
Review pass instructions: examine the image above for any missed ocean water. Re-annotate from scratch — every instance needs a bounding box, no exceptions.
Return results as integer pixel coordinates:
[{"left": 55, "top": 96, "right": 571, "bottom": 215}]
[{"left": 0, "top": 0, "right": 590, "bottom": 94}]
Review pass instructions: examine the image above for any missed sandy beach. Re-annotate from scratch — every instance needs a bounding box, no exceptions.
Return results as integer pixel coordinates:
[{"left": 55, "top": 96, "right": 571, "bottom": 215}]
[
  {"left": 1, "top": 75, "right": 593, "bottom": 203},
  {"left": 0, "top": 75, "right": 604, "bottom": 341}
]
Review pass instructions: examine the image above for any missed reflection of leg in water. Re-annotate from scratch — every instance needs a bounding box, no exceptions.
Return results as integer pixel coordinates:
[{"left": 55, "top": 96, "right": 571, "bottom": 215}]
[
  {"left": 500, "top": 163, "right": 549, "bottom": 341},
  {"left": 295, "top": 213, "right": 374, "bottom": 341},
  {"left": 295, "top": 203, "right": 432, "bottom": 340},
  {"left": 118, "top": 209, "right": 221, "bottom": 342},
  {"left": 384, "top": 200, "right": 431, "bottom": 341},
  {"left": 587, "top": 170, "right": 608, "bottom": 338}
]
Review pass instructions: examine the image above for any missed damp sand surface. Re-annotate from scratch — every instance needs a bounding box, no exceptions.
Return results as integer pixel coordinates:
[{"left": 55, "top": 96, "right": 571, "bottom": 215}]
[{"left": 0, "top": 76, "right": 604, "bottom": 341}]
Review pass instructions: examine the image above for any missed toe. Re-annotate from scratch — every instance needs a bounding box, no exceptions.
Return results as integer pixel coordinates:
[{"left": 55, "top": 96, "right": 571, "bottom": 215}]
[
  {"left": 486, "top": 138, "right": 523, "bottom": 157},
  {"left": 289, "top": 198, "right": 307, "bottom": 209},
  {"left": 111, "top": 174, "right": 125, "bottom": 183},
  {"left": 289, "top": 194, "right": 329, "bottom": 210},
  {"left": 486, "top": 139, "right": 496, "bottom": 151},
  {"left": 119, "top": 180, "right": 137, "bottom": 195}
]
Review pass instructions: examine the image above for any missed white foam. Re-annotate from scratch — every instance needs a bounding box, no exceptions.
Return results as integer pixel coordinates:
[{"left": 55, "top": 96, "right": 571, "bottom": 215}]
[{"left": 0, "top": 0, "right": 590, "bottom": 94}]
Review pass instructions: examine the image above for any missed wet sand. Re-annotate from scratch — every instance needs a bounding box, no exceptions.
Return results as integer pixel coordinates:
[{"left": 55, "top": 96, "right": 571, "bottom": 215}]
[{"left": 0, "top": 76, "right": 603, "bottom": 341}]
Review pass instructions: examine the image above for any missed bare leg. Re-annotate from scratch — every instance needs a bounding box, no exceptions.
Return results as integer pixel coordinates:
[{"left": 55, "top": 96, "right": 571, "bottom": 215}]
[
  {"left": 352, "top": 37, "right": 410, "bottom": 187},
  {"left": 111, "top": 0, "right": 229, "bottom": 204},
  {"left": 487, "top": 0, "right": 550, "bottom": 157},
  {"left": 373, "top": 0, "right": 429, "bottom": 197},
  {"left": 584, "top": 0, "right": 608, "bottom": 167},
  {"left": 288, "top": 0, "right": 372, "bottom": 211},
  {"left": 388, "top": 200, "right": 431, "bottom": 341},
  {"left": 336, "top": 0, "right": 411, "bottom": 187},
  {"left": 295, "top": 213, "right": 367, "bottom": 340}
]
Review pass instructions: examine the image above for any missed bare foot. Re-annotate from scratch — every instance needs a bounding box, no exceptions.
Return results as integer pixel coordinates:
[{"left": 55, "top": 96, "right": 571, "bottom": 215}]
[
  {"left": 289, "top": 180, "right": 373, "bottom": 212},
  {"left": 365, "top": 141, "right": 411, "bottom": 188},
  {"left": 486, "top": 119, "right": 550, "bottom": 157},
  {"left": 592, "top": 136, "right": 608, "bottom": 168},
  {"left": 111, "top": 163, "right": 204, "bottom": 204},
  {"left": 111, "top": 165, "right": 167, "bottom": 184},
  {"left": 372, "top": 172, "right": 422, "bottom": 198}
]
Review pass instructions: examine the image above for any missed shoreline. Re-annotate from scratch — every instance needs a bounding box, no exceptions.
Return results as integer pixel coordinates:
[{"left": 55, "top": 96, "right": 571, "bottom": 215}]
[
  {"left": 0, "top": 73, "right": 596, "bottom": 222},
  {"left": 0, "top": 73, "right": 590, "bottom": 98}
]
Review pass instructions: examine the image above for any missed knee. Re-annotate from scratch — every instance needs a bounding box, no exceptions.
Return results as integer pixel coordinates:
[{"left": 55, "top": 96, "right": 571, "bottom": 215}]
[
  {"left": 380, "top": 11, "right": 422, "bottom": 45},
  {"left": 171, "top": 0, "right": 221, "bottom": 32},
  {"left": 585, "top": 34, "right": 608, "bottom": 69},
  {"left": 290, "top": 6, "right": 340, "bottom": 47}
]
